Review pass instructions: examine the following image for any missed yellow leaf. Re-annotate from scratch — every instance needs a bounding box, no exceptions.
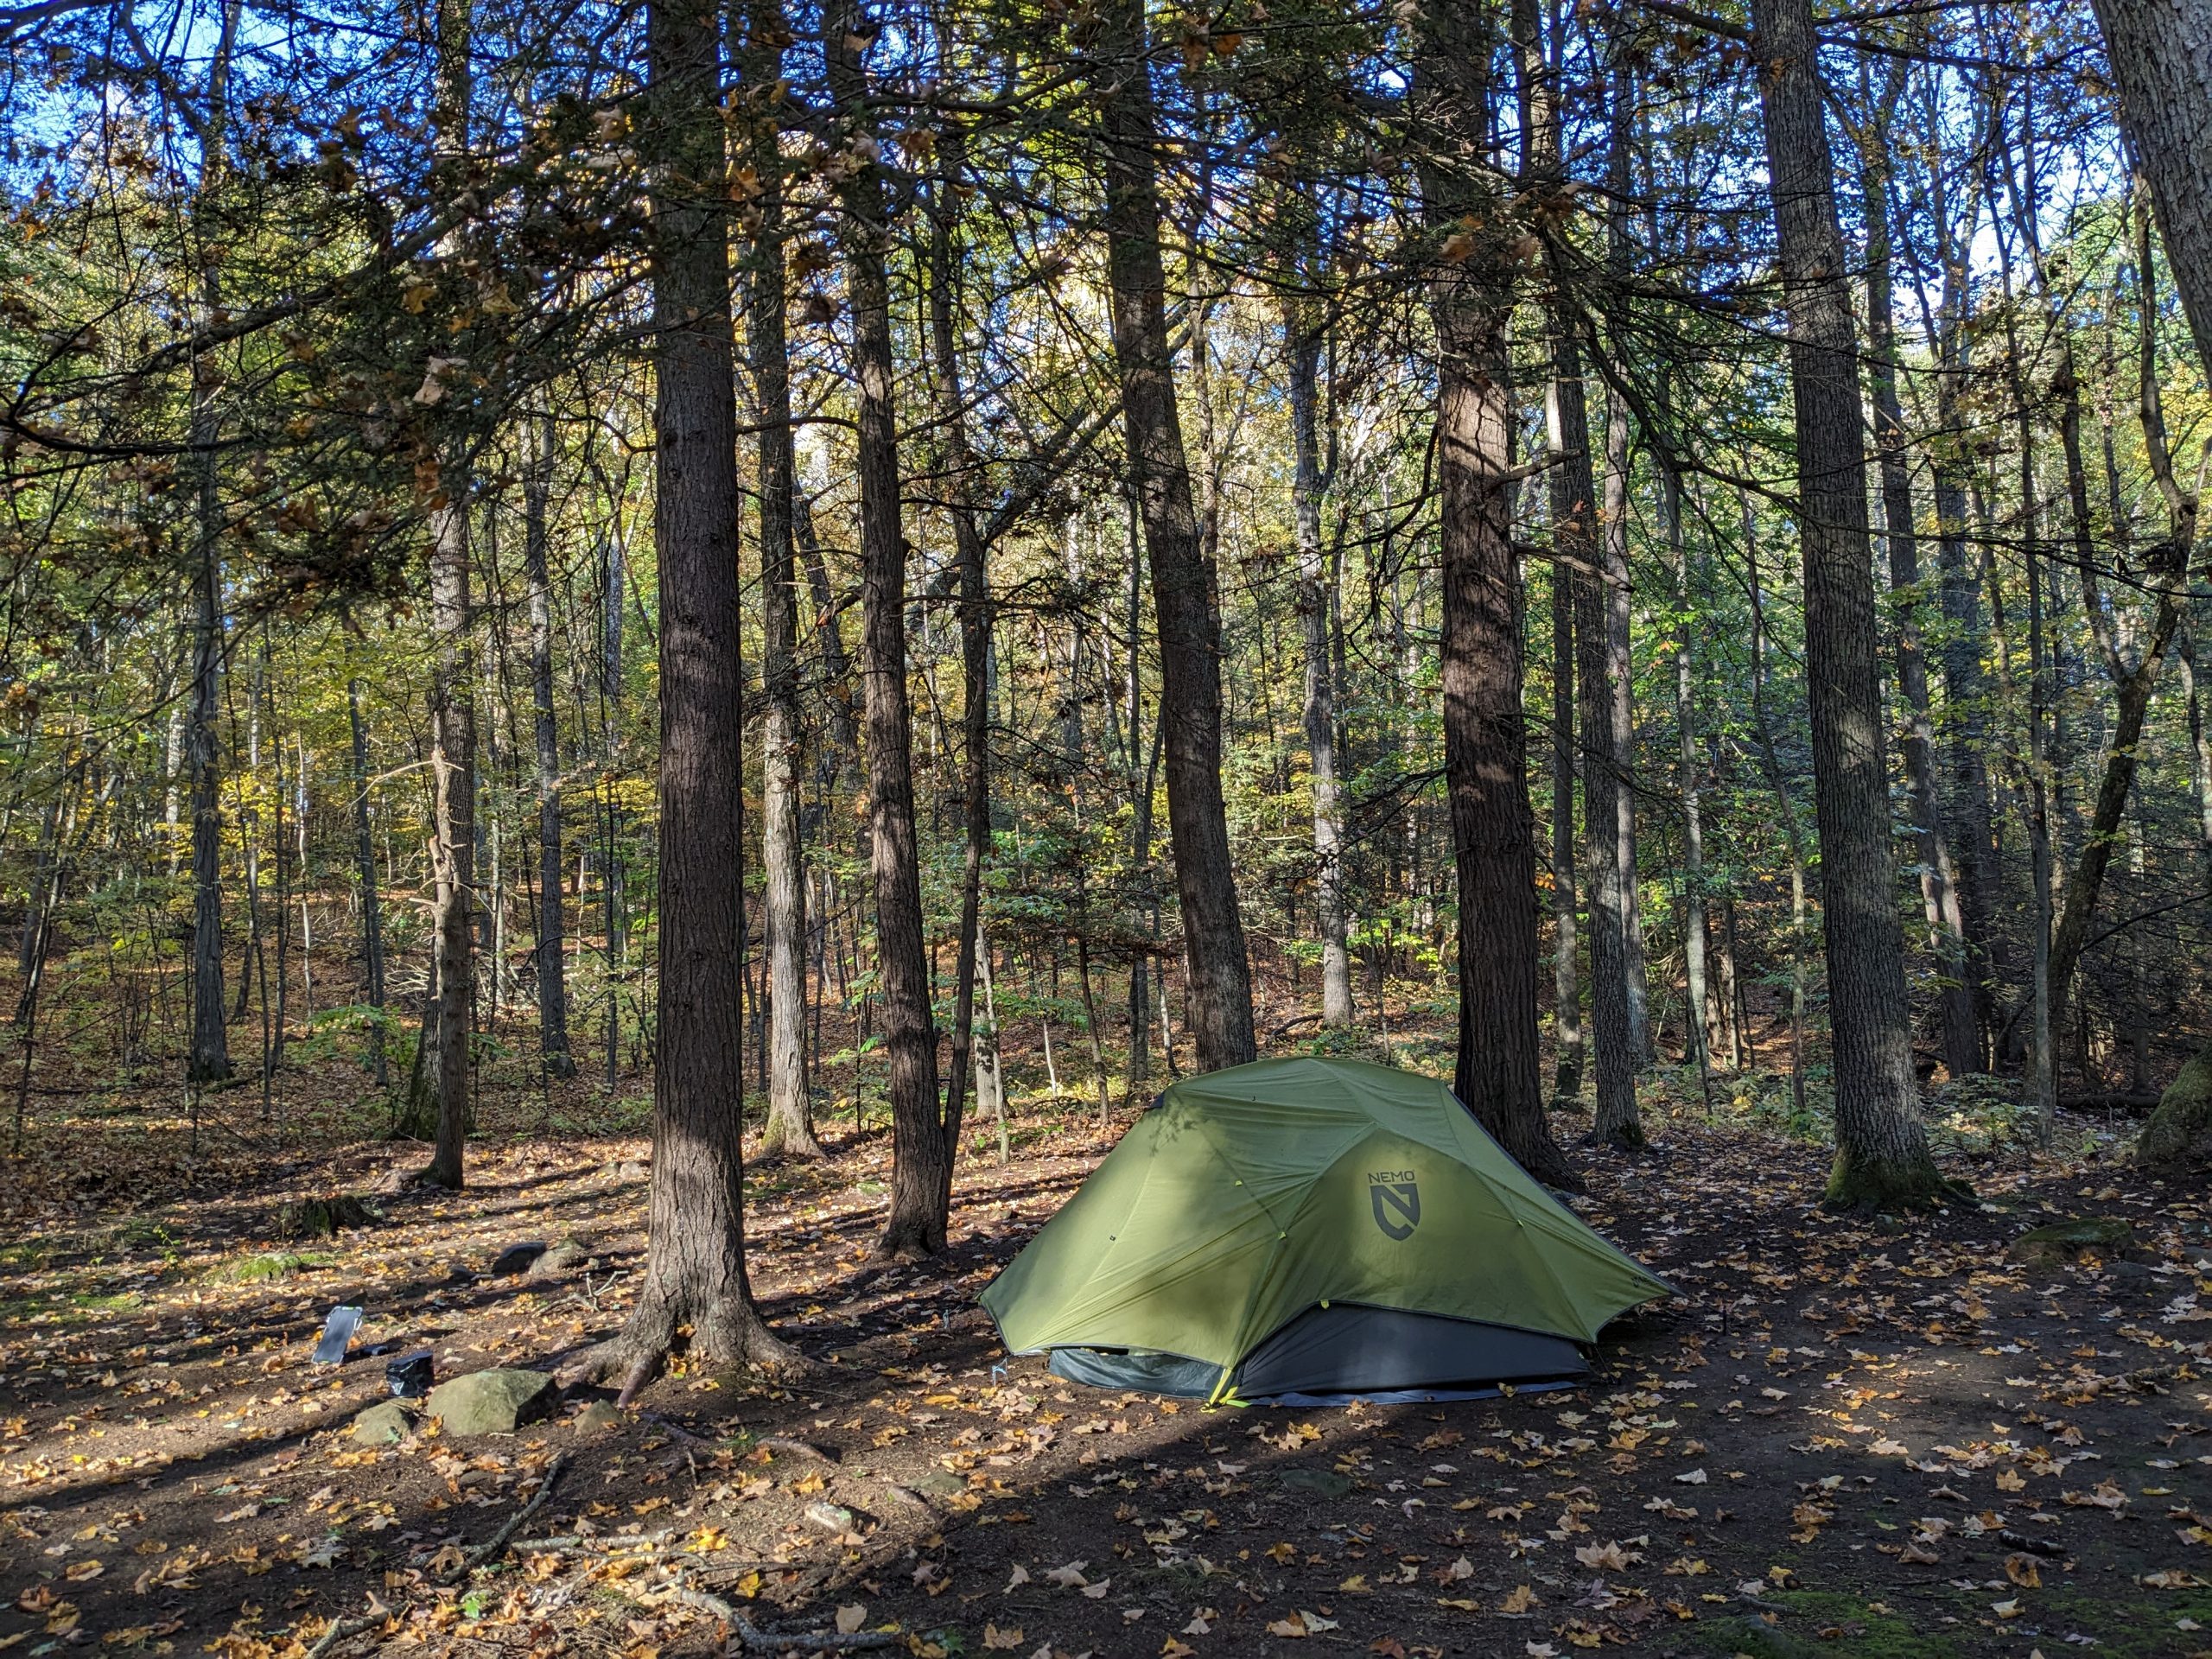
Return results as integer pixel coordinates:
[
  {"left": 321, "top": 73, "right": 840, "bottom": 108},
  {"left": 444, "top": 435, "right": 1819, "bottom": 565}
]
[
  {"left": 1502, "top": 1585, "right": 1540, "bottom": 1614},
  {"left": 981, "top": 1624, "right": 1024, "bottom": 1650}
]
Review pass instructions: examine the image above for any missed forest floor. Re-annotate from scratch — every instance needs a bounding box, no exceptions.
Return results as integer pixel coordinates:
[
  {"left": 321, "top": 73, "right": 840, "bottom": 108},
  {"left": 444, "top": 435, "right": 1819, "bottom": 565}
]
[{"left": 2, "top": 1065, "right": 2209, "bottom": 1659}]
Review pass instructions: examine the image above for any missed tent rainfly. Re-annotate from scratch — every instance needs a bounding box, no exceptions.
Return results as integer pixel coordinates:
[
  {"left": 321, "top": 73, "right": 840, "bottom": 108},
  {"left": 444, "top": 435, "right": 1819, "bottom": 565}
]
[{"left": 979, "top": 1056, "right": 1671, "bottom": 1403}]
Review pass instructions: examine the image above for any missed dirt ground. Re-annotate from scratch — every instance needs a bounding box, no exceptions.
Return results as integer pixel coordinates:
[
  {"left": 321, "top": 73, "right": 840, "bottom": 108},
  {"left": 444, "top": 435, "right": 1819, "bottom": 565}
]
[{"left": 3, "top": 1091, "right": 2209, "bottom": 1659}]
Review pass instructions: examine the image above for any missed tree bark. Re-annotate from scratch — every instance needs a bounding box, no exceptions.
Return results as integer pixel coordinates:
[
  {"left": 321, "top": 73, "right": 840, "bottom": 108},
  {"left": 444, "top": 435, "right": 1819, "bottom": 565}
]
[
  {"left": 744, "top": 1, "right": 819, "bottom": 1160},
  {"left": 2088, "top": 0, "right": 2212, "bottom": 375},
  {"left": 524, "top": 410, "right": 575, "bottom": 1080},
  {"left": 1600, "top": 63, "right": 1652, "bottom": 1074},
  {"left": 1661, "top": 449, "right": 1712, "bottom": 1101},
  {"left": 1570, "top": 60, "right": 1645, "bottom": 1146},
  {"left": 346, "top": 679, "right": 389, "bottom": 1088},
  {"left": 1857, "top": 110, "right": 1978, "bottom": 1084},
  {"left": 184, "top": 0, "right": 242, "bottom": 1089},
  {"left": 1092, "top": 0, "right": 1256, "bottom": 1071},
  {"left": 825, "top": 0, "right": 945, "bottom": 1259},
  {"left": 565, "top": 0, "right": 793, "bottom": 1387},
  {"left": 1511, "top": 0, "right": 1585, "bottom": 1106},
  {"left": 1749, "top": 0, "right": 1956, "bottom": 1209},
  {"left": 398, "top": 0, "right": 475, "bottom": 1188},
  {"left": 924, "top": 120, "right": 992, "bottom": 1179},
  {"left": 1414, "top": 0, "right": 1579, "bottom": 1191},
  {"left": 1285, "top": 283, "right": 1353, "bottom": 1027}
]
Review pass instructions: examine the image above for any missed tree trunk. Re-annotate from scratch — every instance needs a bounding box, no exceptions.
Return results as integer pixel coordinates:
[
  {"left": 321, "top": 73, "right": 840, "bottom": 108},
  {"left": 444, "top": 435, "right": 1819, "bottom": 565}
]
[
  {"left": 1743, "top": 497, "right": 1812, "bottom": 1126},
  {"left": 397, "top": 0, "right": 475, "bottom": 1188},
  {"left": 565, "top": 0, "right": 792, "bottom": 1388},
  {"left": 346, "top": 679, "right": 389, "bottom": 1088},
  {"left": 2089, "top": 0, "right": 2212, "bottom": 375},
  {"left": 745, "top": 3, "right": 820, "bottom": 1160},
  {"left": 925, "top": 123, "right": 994, "bottom": 1176},
  {"left": 826, "top": 0, "right": 945, "bottom": 1260},
  {"left": 1749, "top": 0, "right": 1955, "bottom": 1209},
  {"left": 1414, "top": 0, "right": 1578, "bottom": 1191},
  {"left": 1661, "top": 450, "right": 1711, "bottom": 1103},
  {"left": 1565, "top": 60, "right": 1644, "bottom": 1147},
  {"left": 1511, "top": 0, "right": 1584, "bottom": 1106},
  {"left": 524, "top": 411, "right": 575, "bottom": 1080},
  {"left": 183, "top": 0, "right": 242, "bottom": 1089},
  {"left": 1092, "top": 0, "right": 1256, "bottom": 1071},
  {"left": 1858, "top": 113, "right": 1978, "bottom": 1084},
  {"left": 1579, "top": 389, "right": 1640, "bottom": 1146},
  {"left": 1600, "top": 66, "right": 1652, "bottom": 1074},
  {"left": 1286, "top": 289, "right": 1353, "bottom": 1027}
]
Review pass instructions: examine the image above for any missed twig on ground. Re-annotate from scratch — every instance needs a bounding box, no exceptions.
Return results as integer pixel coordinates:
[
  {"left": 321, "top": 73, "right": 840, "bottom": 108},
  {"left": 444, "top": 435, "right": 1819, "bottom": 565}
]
[
  {"left": 657, "top": 1580, "right": 901, "bottom": 1652},
  {"left": 437, "top": 1452, "right": 569, "bottom": 1584},
  {"left": 305, "top": 1611, "right": 384, "bottom": 1659}
]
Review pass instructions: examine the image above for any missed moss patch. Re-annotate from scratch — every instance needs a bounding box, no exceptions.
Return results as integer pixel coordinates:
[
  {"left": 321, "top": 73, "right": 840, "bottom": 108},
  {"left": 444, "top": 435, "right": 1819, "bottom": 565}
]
[
  {"left": 212, "top": 1250, "right": 326, "bottom": 1283},
  {"left": 2035, "top": 1583, "right": 2212, "bottom": 1658},
  {"left": 1694, "top": 1591, "right": 1961, "bottom": 1659}
]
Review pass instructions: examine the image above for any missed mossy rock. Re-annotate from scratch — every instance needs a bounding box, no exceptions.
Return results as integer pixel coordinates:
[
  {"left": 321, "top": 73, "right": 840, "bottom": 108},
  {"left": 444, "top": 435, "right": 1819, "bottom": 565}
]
[
  {"left": 2008, "top": 1216, "right": 2135, "bottom": 1266},
  {"left": 213, "top": 1250, "right": 322, "bottom": 1283},
  {"left": 2138, "top": 1046, "right": 2212, "bottom": 1164},
  {"left": 352, "top": 1400, "right": 418, "bottom": 1445},
  {"left": 425, "top": 1368, "right": 559, "bottom": 1435},
  {"left": 278, "top": 1195, "right": 380, "bottom": 1239}
]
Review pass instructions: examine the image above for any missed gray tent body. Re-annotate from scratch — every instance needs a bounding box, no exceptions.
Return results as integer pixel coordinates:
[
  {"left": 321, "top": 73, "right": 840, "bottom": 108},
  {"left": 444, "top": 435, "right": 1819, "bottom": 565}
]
[{"left": 1046, "top": 1302, "right": 1587, "bottom": 1402}]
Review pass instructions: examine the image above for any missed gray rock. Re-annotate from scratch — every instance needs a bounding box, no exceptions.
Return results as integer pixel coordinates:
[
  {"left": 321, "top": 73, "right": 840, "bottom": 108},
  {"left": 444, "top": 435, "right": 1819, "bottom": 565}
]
[
  {"left": 353, "top": 1400, "right": 418, "bottom": 1445},
  {"left": 804, "top": 1501, "right": 856, "bottom": 1532},
  {"left": 910, "top": 1470, "right": 969, "bottom": 1497},
  {"left": 490, "top": 1242, "right": 548, "bottom": 1276},
  {"left": 570, "top": 1401, "right": 626, "bottom": 1435},
  {"left": 2009, "top": 1217, "right": 2135, "bottom": 1267},
  {"left": 425, "top": 1368, "right": 559, "bottom": 1435},
  {"left": 1274, "top": 1467, "right": 1352, "bottom": 1498},
  {"left": 526, "top": 1238, "right": 591, "bottom": 1281}
]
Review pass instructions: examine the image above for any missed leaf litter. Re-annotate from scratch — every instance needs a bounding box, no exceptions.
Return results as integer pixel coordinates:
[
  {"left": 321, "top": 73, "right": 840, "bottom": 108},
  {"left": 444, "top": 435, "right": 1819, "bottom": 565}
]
[{"left": 1, "top": 1109, "right": 2209, "bottom": 1655}]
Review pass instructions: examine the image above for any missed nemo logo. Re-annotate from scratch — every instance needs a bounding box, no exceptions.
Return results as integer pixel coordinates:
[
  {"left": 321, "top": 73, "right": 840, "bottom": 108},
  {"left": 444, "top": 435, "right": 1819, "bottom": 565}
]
[{"left": 1367, "top": 1171, "right": 1420, "bottom": 1239}]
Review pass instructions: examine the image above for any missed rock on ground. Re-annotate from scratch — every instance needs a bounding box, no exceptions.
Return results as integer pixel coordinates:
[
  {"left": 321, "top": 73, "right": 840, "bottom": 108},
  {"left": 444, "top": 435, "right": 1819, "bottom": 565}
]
[
  {"left": 424, "top": 1368, "right": 559, "bottom": 1435},
  {"left": 352, "top": 1400, "right": 418, "bottom": 1445}
]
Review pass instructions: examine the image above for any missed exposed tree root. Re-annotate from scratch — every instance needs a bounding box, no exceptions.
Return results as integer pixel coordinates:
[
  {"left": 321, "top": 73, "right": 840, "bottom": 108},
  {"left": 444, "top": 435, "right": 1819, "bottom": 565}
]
[
  {"left": 558, "top": 1300, "right": 809, "bottom": 1401},
  {"left": 1821, "top": 1152, "right": 1972, "bottom": 1213}
]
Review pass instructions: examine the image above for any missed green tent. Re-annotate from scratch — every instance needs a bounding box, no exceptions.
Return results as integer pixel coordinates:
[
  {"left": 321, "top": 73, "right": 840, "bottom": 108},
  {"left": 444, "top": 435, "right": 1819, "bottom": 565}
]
[{"left": 979, "top": 1056, "right": 1670, "bottom": 1403}]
